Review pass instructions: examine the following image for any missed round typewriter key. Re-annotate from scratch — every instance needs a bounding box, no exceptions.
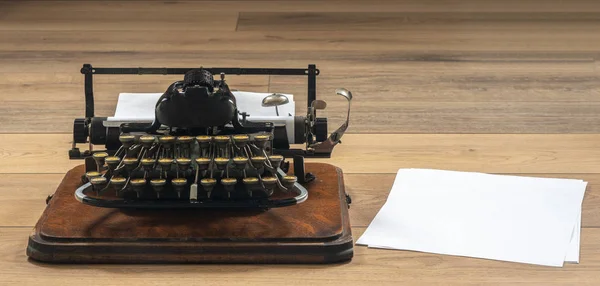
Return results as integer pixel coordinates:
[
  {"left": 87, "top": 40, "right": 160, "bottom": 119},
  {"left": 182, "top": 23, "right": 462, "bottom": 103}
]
[
  {"left": 150, "top": 179, "right": 167, "bottom": 198},
  {"left": 233, "top": 156, "right": 248, "bottom": 170},
  {"left": 140, "top": 158, "right": 156, "bottom": 171},
  {"left": 250, "top": 156, "right": 267, "bottom": 167},
  {"left": 243, "top": 177, "right": 259, "bottom": 197},
  {"left": 110, "top": 176, "right": 127, "bottom": 194},
  {"left": 268, "top": 155, "right": 284, "bottom": 169},
  {"left": 262, "top": 176, "right": 278, "bottom": 194},
  {"left": 195, "top": 157, "right": 211, "bottom": 171},
  {"left": 176, "top": 136, "right": 193, "bottom": 144},
  {"left": 232, "top": 135, "right": 250, "bottom": 148},
  {"left": 253, "top": 134, "right": 271, "bottom": 149},
  {"left": 221, "top": 178, "right": 237, "bottom": 197},
  {"left": 119, "top": 134, "right": 136, "bottom": 148},
  {"left": 110, "top": 176, "right": 126, "bottom": 187},
  {"left": 89, "top": 176, "right": 107, "bottom": 195},
  {"left": 261, "top": 176, "right": 278, "bottom": 187},
  {"left": 282, "top": 175, "right": 298, "bottom": 189},
  {"left": 172, "top": 178, "right": 188, "bottom": 198},
  {"left": 201, "top": 178, "right": 217, "bottom": 198},
  {"left": 243, "top": 177, "right": 259, "bottom": 185},
  {"left": 214, "top": 157, "right": 230, "bottom": 170},
  {"left": 139, "top": 135, "right": 156, "bottom": 148},
  {"left": 85, "top": 171, "right": 101, "bottom": 182},
  {"left": 130, "top": 178, "right": 147, "bottom": 198},
  {"left": 158, "top": 135, "right": 176, "bottom": 147},
  {"left": 158, "top": 158, "right": 174, "bottom": 167},
  {"left": 105, "top": 156, "right": 121, "bottom": 170},
  {"left": 195, "top": 136, "right": 212, "bottom": 148},
  {"left": 122, "top": 158, "right": 139, "bottom": 173},
  {"left": 214, "top": 135, "right": 230, "bottom": 145},
  {"left": 176, "top": 158, "right": 192, "bottom": 171}
]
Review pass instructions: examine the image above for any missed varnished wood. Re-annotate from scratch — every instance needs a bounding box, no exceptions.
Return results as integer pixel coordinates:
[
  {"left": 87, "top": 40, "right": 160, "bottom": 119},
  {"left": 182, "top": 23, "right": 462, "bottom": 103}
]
[
  {"left": 2, "top": 0, "right": 600, "bottom": 283},
  {"left": 27, "top": 163, "right": 352, "bottom": 263}
]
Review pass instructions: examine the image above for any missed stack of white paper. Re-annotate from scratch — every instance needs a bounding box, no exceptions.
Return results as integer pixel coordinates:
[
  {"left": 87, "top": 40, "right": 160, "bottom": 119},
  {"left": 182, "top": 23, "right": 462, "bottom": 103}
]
[{"left": 357, "top": 169, "right": 587, "bottom": 267}]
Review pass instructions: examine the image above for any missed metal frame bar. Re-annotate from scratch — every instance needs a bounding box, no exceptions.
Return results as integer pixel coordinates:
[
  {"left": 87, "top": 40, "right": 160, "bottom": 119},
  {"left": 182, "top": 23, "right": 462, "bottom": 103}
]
[{"left": 80, "top": 64, "right": 320, "bottom": 119}]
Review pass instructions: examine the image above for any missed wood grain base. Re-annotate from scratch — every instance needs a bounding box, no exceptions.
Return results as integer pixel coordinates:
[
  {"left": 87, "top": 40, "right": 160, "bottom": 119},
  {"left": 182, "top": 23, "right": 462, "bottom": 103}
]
[{"left": 27, "top": 163, "right": 353, "bottom": 264}]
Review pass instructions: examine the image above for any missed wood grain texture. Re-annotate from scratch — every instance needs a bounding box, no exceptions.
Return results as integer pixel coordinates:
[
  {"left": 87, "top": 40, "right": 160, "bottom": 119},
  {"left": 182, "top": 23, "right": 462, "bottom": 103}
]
[
  {"left": 2, "top": 0, "right": 600, "bottom": 284},
  {"left": 4, "top": 227, "right": 600, "bottom": 285}
]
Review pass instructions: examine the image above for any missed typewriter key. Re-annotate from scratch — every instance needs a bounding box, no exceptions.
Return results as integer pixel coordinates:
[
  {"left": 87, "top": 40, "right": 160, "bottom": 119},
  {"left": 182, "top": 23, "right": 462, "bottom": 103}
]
[
  {"left": 232, "top": 135, "right": 250, "bottom": 148},
  {"left": 140, "top": 158, "right": 156, "bottom": 171},
  {"left": 268, "top": 155, "right": 284, "bottom": 169},
  {"left": 201, "top": 178, "right": 217, "bottom": 198},
  {"left": 130, "top": 178, "right": 147, "bottom": 198},
  {"left": 250, "top": 156, "right": 267, "bottom": 167},
  {"left": 139, "top": 135, "right": 156, "bottom": 149},
  {"left": 221, "top": 178, "right": 237, "bottom": 198},
  {"left": 253, "top": 134, "right": 270, "bottom": 149},
  {"left": 171, "top": 178, "right": 188, "bottom": 198},
  {"left": 214, "top": 135, "right": 230, "bottom": 145},
  {"left": 119, "top": 134, "right": 135, "bottom": 148},
  {"left": 122, "top": 158, "right": 139, "bottom": 173},
  {"left": 158, "top": 158, "right": 174, "bottom": 168},
  {"left": 105, "top": 156, "right": 121, "bottom": 171},
  {"left": 195, "top": 135, "right": 212, "bottom": 148},
  {"left": 150, "top": 179, "right": 167, "bottom": 198},
  {"left": 214, "top": 157, "right": 230, "bottom": 170},
  {"left": 89, "top": 176, "right": 107, "bottom": 195},
  {"left": 243, "top": 177, "right": 260, "bottom": 197},
  {"left": 176, "top": 136, "right": 193, "bottom": 144},
  {"left": 233, "top": 157, "right": 248, "bottom": 170},
  {"left": 92, "top": 152, "right": 109, "bottom": 170},
  {"left": 158, "top": 135, "right": 176, "bottom": 146},
  {"left": 195, "top": 157, "right": 211, "bottom": 171},
  {"left": 262, "top": 176, "right": 278, "bottom": 194},
  {"left": 176, "top": 158, "right": 192, "bottom": 171},
  {"left": 110, "top": 176, "right": 127, "bottom": 195},
  {"left": 282, "top": 175, "right": 298, "bottom": 190}
]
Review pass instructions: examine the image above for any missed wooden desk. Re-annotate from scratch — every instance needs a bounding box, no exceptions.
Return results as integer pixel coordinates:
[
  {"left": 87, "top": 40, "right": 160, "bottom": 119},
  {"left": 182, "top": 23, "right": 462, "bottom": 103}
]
[{"left": 1, "top": 1, "right": 600, "bottom": 284}]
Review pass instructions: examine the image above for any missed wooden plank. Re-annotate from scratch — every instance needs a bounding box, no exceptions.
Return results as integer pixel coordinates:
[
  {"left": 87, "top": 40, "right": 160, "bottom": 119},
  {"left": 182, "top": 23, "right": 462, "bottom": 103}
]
[
  {"left": 1, "top": 30, "right": 600, "bottom": 53},
  {"left": 0, "top": 2, "right": 238, "bottom": 31},
  {"left": 238, "top": 12, "right": 600, "bottom": 31},
  {"left": 3, "top": 227, "right": 600, "bottom": 284},
  {"left": 2, "top": 134, "right": 600, "bottom": 174},
  {"left": 4, "top": 1, "right": 600, "bottom": 13},
  {"left": 2, "top": 173, "right": 600, "bottom": 228}
]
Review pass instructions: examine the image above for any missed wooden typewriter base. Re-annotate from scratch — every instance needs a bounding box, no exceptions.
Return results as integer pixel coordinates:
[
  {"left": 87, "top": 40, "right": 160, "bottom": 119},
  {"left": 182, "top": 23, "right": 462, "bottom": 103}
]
[{"left": 27, "top": 163, "right": 353, "bottom": 264}]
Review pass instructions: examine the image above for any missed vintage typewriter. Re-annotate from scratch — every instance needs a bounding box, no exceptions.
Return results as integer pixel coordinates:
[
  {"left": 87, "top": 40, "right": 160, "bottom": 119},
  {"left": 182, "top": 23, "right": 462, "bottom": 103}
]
[{"left": 69, "top": 64, "right": 352, "bottom": 210}]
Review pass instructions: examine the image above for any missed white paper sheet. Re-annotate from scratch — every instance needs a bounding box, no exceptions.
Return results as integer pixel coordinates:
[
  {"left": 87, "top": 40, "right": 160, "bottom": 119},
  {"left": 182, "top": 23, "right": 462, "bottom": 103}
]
[
  {"left": 109, "top": 91, "right": 294, "bottom": 121},
  {"left": 357, "top": 169, "right": 587, "bottom": 267}
]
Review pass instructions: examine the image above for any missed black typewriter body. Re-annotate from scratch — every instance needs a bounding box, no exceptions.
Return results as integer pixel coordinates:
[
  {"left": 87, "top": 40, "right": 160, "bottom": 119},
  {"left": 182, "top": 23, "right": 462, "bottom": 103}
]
[{"left": 70, "top": 64, "right": 352, "bottom": 210}]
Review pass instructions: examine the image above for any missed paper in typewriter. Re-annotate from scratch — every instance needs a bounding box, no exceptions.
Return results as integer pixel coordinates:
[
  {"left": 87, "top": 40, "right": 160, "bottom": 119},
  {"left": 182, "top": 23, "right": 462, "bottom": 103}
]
[
  {"left": 357, "top": 169, "right": 587, "bottom": 267},
  {"left": 110, "top": 92, "right": 295, "bottom": 122}
]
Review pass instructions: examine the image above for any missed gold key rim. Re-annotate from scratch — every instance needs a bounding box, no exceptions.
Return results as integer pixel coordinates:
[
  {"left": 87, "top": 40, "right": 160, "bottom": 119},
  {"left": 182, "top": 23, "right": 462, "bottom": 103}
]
[
  {"left": 195, "top": 135, "right": 212, "bottom": 143},
  {"left": 92, "top": 152, "right": 109, "bottom": 159},
  {"left": 110, "top": 177, "right": 127, "bottom": 184},
  {"left": 172, "top": 178, "right": 188, "bottom": 185},
  {"left": 243, "top": 177, "right": 259, "bottom": 184},
  {"left": 130, "top": 178, "right": 147, "bottom": 185},
  {"left": 85, "top": 171, "right": 102, "bottom": 178},
  {"left": 221, "top": 178, "right": 238, "bottom": 185},
  {"left": 201, "top": 178, "right": 217, "bottom": 185},
  {"left": 90, "top": 177, "right": 107, "bottom": 184}
]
